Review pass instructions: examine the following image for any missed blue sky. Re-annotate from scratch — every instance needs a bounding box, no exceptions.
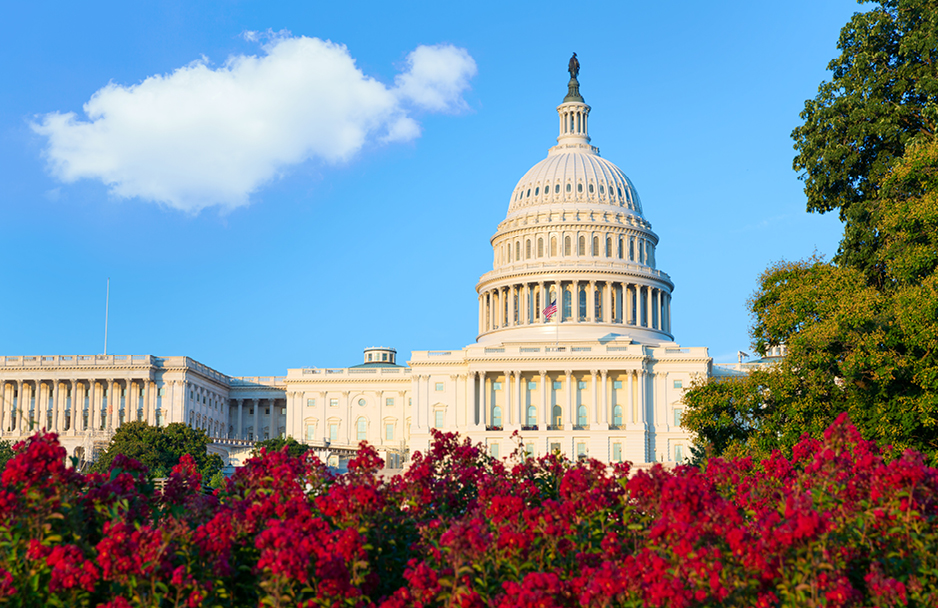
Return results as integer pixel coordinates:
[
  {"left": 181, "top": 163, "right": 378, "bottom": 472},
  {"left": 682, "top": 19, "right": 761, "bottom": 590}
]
[{"left": 1, "top": 0, "right": 862, "bottom": 375}]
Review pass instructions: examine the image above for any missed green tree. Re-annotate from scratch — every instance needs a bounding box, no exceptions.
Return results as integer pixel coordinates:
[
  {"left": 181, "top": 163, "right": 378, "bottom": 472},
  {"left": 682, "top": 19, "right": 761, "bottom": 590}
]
[
  {"left": 791, "top": 0, "right": 938, "bottom": 272},
  {"left": 0, "top": 440, "right": 13, "bottom": 475},
  {"left": 685, "top": 138, "right": 938, "bottom": 463},
  {"left": 91, "top": 421, "right": 223, "bottom": 480},
  {"left": 253, "top": 435, "right": 313, "bottom": 459}
]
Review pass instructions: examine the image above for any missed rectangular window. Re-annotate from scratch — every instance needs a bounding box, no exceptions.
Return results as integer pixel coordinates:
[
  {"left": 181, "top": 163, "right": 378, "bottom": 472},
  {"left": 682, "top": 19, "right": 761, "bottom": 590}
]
[
  {"left": 280, "top": 407, "right": 286, "bottom": 415},
  {"left": 675, "top": 445, "right": 684, "bottom": 463},
  {"left": 525, "top": 443, "right": 534, "bottom": 458},
  {"left": 306, "top": 424, "right": 316, "bottom": 441},
  {"left": 673, "top": 379, "right": 683, "bottom": 389},
  {"left": 159, "top": 388, "right": 166, "bottom": 396},
  {"left": 577, "top": 443, "right": 587, "bottom": 459},
  {"left": 330, "top": 398, "right": 339, "bottom": 408},
  {"left": 578, "top": 381, "right": 587, "bottom": 389},
  {"left": 435, "top": 382, "right": 444, "bottom": 391},
  {"left": 613, "top": 443, "right": 622, "bottom": 462},
  {"left": 434, "top": 410, "right": 444, "bottom": 428},
  {"left": 307, "top": 398, "right": 316, "bottom": 408},
  {"left": 386, "top": 398, "right": 394, "bottom": 407},
  {"left": 613, "top": 381, "right": 622, "bottom": 389},
  {"left": 385, "top": 424, "right": 394, "bottom": 441},
  {"left": 552, "top": 381, "right": 562, "bottom": 390},
  {"left": 527, "top": 381, "right": 537, "bottom": 390},
  {"left": 329, "top": 423, "right": 338, "bottom": 441},
  {"left": 490, "top": 443, "right": 500, "bottom": 459},
  {"left": 550, "top": 442, "right": 561, "bottom": 454},
  {"left": 493, "top": 382, "right": 502, "bottom": 390},
  {"left": 674, "top": 408, "right": 683, "bottom": 427}
]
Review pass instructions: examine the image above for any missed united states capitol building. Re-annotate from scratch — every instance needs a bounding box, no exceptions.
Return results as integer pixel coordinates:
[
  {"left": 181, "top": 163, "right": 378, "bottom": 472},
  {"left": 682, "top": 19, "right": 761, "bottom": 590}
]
[{"left": 0, "top": 67, "right": 716, "bottom": 470}]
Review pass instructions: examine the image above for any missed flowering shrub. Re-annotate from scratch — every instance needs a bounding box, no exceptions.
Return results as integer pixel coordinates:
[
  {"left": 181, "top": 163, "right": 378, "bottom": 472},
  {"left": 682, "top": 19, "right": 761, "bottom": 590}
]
[{"left": 0, "top": 413, "right": 936, "bottom": 607}]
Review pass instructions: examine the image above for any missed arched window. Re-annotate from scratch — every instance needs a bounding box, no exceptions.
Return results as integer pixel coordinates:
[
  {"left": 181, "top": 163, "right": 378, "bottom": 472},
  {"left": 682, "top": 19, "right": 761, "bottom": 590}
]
[
  {"left": 629, "top": 238, "right": 635, "bottom": 261},
  {"left": 526, "top": 239, "right": 532, "bottom": 259},
  {"left": 515, "top": 241, "right": 520, "bottom": 261},
  {"left": 537, "top": 238, "right": 544, "bottom": 257},
  {"left": 562, "top": 286, "right": 572, "bottom": 321},
  {"left": 564, "top": 236, "right": 571, "bottom": 256},
  {"left": 606, "top": 237, "right": 612, "bottom": 257},
  {"left": 550, "top": 236, "right": 557, "bottom": 256},
  {"left": 613, "top": 405, "right": 623, "bottom": 427},
  {"left": 535, "top": 187, "right": 539, "bottom": 196},
  {"left": 555, "top": 184, "right": 560, "bottom": 193},
  {"left": 577, "top": 405, "right": 587, "bottom": 427},
  {"left": 577, "top": 183, "right": 583, "bottom": 193},
  {"left": 492, "top": 406, "right": 502, "bottom": 428},
  {"left": 592, "top": 236, "right": 599, "bottom": 256},
  {"left": 527, "top": 405, "right": 537, "bottom": 427},
  {"left": 357, "top": 417, "right": 367, "bottom": 441},
  {"left": 578, "top": 235, "right": 585, "bottom": 256},
  {"left": 600, "top": 185, "right": 605, "bottom": 195},
  {"left": 552, "top": 405, "right": 563, "bottom": 428},
  {"left": 589, "top": 183, "right": 594, "bottom": 194},
  {"left": 618, "top": 237, "right": 624, "bottom": 259},
  {"left": 595, "top": 288, "right": 602, "bottom": 321},
  {"left": 639, "top": 239, "right": 645, "bottom": 264},
  {"left": 566, "top": 183, "right": 572, "bottom": 193}
]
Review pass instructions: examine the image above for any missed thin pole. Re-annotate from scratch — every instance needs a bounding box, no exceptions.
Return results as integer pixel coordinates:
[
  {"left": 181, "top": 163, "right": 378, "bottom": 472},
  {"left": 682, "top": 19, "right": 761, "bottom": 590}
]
[{"left": 104, "top": 278, "right": 109, "bottom": 356}]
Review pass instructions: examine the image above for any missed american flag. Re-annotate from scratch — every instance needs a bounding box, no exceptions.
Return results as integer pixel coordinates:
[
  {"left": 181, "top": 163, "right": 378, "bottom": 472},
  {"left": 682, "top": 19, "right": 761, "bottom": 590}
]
[{"left": 543, "top": 300, "right": 558, "bottom": 321}]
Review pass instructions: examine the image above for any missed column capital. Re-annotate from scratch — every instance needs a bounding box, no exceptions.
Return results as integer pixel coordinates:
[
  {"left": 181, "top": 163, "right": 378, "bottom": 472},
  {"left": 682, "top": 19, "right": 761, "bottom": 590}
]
[
  {"left": 539, "top": 370, "right": 547, "bottom": 377},
  {"left": 600, "top": 369, "right": 608, "bottom": 379}
]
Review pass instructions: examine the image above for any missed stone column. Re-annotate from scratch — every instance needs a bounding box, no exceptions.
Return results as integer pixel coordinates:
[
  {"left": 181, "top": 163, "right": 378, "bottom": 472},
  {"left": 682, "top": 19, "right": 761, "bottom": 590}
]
[
  {"left": 600, "top": 370, "right": 608, "bottom": 428},
  {"left": 0, "top": 381, "right": 8, "bottom": 434},
  {"left": 555, "top": 280, "right": 563, "bottom": 322},
  {"left": 507, "top": 286, "right": 515, "bottom": 327},
  {"left": 516, "top": 371, "right": 523, "bottom": 427},
  {"left": 480, "top": 371, "right": 487, "bottom": 427},
  {"left": 466, "top": 372, "right": 475, "bottom": 427},
  {"left": 537, "top": 281, "right": 545, "bottom": 322},
  {"left": 236, "top": 399, "right": 243, "bottom": 439},
  {"left": 564, "top": 370, "right": 573, "bottom": 430},
  {"left": 590, "top": 370, "right": 598, "bottom": 426},
  {"left": 646, "top": 287, "right": 653, "bottom": 328},
  {"left": 539, "top": 370, "right": 548, "bottom": 429},
  {"left": 504, "top": 370, "right": 511, "bottom": 426},
  {"left": 587, "top": 281, "right": 596, "bottom": 322},
  {"left": 603, "top": 282, "right": 612, "bottom": 323},
  {"left": 252, "top": 398, "right": 259, "bottom": 441},
  {"left": 478, "top": 294, "right": 484, "bottom": 334}
]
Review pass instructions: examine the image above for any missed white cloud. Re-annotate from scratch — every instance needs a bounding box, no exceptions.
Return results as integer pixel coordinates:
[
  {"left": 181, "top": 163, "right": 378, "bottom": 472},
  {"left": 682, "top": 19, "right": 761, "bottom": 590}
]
[{"left": 31, "top": 37, "right": 477, "bottom": 212}]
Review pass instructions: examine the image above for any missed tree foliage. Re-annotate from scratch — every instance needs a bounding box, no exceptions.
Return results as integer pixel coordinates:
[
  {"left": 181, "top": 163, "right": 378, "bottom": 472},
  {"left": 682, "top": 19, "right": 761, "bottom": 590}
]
[
  {"left": 686, "top": 0, "right": 938, "bottom": 465},
  {"left": 90, "top": 421, "right": 223, "bottom": 480},
  {"left": 686, "top": 137, "right": 938, "bottom": 463},
  {"left": 253, "top": 435, "right": 313, "bottom": 459},
  {"left": 791, "top": 0, "right": 938, "bottom": 270}
]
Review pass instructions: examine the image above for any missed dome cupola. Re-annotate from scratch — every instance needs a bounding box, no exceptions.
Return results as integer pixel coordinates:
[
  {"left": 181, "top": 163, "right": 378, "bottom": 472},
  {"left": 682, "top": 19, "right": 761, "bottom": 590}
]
[{"left": 476, "top": 56, "right": 675, "bottom": 345}]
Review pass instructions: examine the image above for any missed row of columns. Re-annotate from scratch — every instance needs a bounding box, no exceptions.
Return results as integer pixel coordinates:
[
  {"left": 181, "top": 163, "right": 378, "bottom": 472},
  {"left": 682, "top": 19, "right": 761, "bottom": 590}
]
[
  {"left": 230, "top": 398, "right": 282, "bottom": 441},
  {"left": 479, "top": 280, "right": 671, "bottom": 334},
  {"left": 0, "top": 378, "right": 160, "bottom": 435},
  {"left": 188, "top": 383, "right": 227, "bottom": 438},
  {"left": 467, "top": 369, "right": 650, "bottom": 432}
]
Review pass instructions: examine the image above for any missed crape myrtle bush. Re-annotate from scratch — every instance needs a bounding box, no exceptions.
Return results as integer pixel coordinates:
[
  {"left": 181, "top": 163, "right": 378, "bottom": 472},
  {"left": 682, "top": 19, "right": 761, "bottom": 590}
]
[{"left": 1, "top": 415, "right": 937, "bottom": 607}]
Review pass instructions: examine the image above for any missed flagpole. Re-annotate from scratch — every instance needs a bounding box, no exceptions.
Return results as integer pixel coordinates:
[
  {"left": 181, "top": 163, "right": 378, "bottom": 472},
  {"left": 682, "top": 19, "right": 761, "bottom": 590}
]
[{"left": 104, "top": 277, "right": 109, "bottom": 356}]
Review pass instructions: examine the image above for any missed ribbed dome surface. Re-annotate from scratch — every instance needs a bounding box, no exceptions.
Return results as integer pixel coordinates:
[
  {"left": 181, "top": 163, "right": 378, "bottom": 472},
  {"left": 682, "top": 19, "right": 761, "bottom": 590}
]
[{"left": 508, "top": 150, "right": 643, "bottom": 216}]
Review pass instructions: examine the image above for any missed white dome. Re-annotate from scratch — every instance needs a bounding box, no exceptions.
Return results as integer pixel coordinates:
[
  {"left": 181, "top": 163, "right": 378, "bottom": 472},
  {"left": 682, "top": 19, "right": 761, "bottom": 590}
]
[{"left": 508, "top": 151, "right": 643, "bottom": 216}]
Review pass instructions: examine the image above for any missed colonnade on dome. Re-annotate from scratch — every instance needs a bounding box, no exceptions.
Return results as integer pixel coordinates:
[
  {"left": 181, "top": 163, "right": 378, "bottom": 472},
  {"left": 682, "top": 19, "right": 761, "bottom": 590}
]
[{"left": 478, "top": 279, "right": 671, "bottom": 335}]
